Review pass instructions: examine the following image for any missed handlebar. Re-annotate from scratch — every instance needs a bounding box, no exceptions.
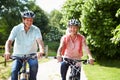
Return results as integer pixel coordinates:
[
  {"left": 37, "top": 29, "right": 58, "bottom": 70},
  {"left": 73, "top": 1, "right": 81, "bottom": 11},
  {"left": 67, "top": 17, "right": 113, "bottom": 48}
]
[
  {"left": 63, "top": 58, "right": 89, "bottom": 65},
  {"left": 10, "top": 53, "right": 37, "bottom": 61}
]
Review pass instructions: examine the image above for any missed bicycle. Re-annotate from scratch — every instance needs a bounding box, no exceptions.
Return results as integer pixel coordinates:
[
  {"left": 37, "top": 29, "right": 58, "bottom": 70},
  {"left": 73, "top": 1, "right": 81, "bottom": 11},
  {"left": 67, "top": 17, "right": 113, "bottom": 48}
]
[
  {"left": 10, "top": 53, "right": 37, "bottom": 80},
  {"left": 63, "top": 58, "right": 89, "bottom": 80}
]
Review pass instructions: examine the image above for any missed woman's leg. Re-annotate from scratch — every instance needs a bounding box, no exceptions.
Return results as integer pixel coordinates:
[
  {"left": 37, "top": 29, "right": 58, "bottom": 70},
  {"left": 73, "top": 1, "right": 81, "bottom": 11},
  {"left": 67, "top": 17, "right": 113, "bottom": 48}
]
[{"left": 61, "top": 61, "right": 69, "bottom": 80}]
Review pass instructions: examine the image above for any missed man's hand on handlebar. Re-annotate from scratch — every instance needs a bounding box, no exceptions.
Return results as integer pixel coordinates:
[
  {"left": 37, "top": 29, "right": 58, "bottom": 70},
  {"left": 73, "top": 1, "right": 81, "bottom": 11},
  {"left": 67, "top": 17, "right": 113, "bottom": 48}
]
[
  {"left": 37, "top": 52, "right": 45, "bottom": 59},
  {"left": 4, "top": 52, "right": 11, "bottom": 61}
]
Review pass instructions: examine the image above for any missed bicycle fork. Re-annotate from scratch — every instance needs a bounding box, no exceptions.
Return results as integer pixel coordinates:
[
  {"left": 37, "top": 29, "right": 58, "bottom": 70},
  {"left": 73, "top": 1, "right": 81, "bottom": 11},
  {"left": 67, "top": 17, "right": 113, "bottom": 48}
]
[
  {"left": 18, "top": 60, "right": 29, "bottom": 80},
  {"left": 69, "top": 66, "right": 81, "bottom": 80}
]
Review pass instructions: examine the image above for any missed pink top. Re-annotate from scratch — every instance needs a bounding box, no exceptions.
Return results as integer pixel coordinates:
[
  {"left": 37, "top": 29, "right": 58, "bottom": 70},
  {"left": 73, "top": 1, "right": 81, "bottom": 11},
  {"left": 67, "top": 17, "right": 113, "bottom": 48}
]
[{"left": 60, "top": 34, "right": 85, "bottom": 59}]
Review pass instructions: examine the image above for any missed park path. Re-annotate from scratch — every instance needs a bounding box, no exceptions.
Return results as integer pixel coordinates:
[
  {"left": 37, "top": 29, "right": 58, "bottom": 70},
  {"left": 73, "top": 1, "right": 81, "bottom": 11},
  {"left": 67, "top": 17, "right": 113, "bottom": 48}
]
[
  {"left": 8, "top": 57, "right": 87, "bottom": 80},
  {"left": 37, "top": 57, "right": 87, "bottom": 80}
]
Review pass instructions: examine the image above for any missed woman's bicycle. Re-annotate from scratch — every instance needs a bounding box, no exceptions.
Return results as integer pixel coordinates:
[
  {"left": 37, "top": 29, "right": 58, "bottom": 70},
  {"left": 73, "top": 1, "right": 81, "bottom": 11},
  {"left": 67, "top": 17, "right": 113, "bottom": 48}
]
[
  {"left": 10, "top": 53, "right": 37, "bottom": 80},
  {"left": 63, "top": 58, "right": 89, "bottom": 80}
]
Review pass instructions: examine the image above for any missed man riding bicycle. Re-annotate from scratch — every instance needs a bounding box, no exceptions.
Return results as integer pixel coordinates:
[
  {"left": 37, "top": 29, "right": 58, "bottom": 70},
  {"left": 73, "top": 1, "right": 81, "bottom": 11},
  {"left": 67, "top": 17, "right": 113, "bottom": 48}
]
[
  {"left": 4, "top": 10, "right": 44, "bottom": 80},
  {"left": 57, "top": 19, "right": 94, "bottom": 80}
]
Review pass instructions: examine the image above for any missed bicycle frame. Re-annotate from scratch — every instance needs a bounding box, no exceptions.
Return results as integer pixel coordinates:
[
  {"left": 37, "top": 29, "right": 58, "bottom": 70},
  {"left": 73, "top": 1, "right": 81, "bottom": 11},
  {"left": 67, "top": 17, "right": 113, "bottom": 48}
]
[
  {"left": 63, "top": 58, "right": 88, "bottom": 80},
  {"left": 18, "top": 57, "right": 29, "bottom": 80},
  {"left": 11, "top": 53, "right": 37, "bottom": 80}
]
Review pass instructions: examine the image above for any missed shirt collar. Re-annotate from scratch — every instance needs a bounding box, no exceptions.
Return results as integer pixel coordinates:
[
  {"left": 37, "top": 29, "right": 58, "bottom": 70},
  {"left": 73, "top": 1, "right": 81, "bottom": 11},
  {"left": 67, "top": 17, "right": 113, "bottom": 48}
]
[{"left": 20, "top": 23, "right": 33, "bottom": 31}]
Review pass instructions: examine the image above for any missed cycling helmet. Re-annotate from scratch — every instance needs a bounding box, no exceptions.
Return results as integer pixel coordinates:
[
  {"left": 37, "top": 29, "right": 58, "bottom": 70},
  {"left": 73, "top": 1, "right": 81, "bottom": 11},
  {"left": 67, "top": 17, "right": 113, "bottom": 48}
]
[
  {"left": 21, "top": 10, "right": 35, "bottom": 18},
  {"left": 67, "top": 19, "right": 80, "bottom": 27}
]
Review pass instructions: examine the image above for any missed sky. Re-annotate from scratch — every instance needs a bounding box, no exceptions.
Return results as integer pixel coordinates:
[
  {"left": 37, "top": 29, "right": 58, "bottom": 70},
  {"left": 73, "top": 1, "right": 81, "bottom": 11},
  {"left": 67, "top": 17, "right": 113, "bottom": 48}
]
[{"left": 35, "top": 0, "right": 66, "bottom": 13}]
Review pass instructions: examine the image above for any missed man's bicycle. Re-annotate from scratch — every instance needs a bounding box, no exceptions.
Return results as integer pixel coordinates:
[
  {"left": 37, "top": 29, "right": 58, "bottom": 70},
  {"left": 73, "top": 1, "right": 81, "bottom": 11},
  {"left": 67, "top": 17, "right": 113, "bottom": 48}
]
[
  {"left": 10, "top": 53, "right": 37, "bottom": 80},
  {"left": 63, "top": 58, "right": 89, "bottom": 80}
]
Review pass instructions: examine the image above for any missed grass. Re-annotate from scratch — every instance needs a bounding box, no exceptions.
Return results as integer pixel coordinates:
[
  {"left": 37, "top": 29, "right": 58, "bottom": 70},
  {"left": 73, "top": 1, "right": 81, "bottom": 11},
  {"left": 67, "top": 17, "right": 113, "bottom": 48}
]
[
  {"left": 0, "top": 56, "right": 11, "bottom": 80},
  {"left": 83, "top": 60, "right": 120, "bottom": 80}
]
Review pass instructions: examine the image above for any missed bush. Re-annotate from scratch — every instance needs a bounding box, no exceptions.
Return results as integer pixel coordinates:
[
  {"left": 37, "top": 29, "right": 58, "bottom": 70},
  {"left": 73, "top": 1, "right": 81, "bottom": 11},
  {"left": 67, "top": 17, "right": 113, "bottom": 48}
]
[{"left": 81, "top": 0, "right": 120, "bottom": 60}]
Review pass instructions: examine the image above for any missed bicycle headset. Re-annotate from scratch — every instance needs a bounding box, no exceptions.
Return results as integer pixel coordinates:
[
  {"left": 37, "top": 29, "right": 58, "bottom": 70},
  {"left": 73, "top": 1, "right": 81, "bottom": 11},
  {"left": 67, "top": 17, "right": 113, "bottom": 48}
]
[{"left": 21, "top": 10, "right": 35, "bottom": 18}]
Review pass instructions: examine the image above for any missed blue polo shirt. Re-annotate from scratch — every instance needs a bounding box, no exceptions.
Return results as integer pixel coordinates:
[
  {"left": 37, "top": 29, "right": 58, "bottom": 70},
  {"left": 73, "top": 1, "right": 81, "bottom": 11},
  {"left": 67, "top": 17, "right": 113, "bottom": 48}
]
[{"left": 8, "top": 23, "right": 42, "bottom": 57}]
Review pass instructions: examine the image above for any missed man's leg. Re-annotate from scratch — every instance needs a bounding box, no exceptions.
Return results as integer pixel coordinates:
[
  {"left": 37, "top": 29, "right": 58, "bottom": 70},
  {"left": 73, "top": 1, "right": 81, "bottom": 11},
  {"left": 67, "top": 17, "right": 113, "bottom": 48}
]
[
  {"left": 61, "top": 61, "right": 69, "bottom": 80},
  {"left": 28, "top": 58, "right": 38, "bottom": 80},
  {"left": 11, "top": 59, "right": 22, "bottom": 80}
]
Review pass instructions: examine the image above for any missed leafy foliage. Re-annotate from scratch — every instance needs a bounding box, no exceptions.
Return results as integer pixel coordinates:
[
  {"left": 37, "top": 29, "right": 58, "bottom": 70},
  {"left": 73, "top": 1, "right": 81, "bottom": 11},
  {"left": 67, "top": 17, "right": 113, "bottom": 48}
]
[
  {"left": 0, "top": 0, "right": 21, "bottom": 44},
  {"left": 61, "top": 0, "right": 120, "bottom": 60},
  {"left": 0, "top": 0, "right": 49, "bottom": 44},
  {"left": 111, "top": 8, "right": 120, "bottom": 44},
  {"left": 81, "top": 0, "right": 120, "bottom": 59},
  {"left": 111, "top": 25, "right": 120, "bottom": 44},
  {"left": 44, "top": 10, "right": 64, "bottom": 42},
  {"left": 61, "top": 0, "right": 84, "bottom": 24}
]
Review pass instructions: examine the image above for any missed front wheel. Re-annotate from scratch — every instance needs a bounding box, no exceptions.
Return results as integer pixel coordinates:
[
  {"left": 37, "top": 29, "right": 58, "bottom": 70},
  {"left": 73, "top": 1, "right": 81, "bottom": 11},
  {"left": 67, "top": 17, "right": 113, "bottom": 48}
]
[
  {"left": 69, "top": 76, "right": 74, "bottom": 80},
  {"left": 69, "top": 76, "right": 80, "bottom": 80},
  {"left": 18, "top": 72, "right": 29, "bottom": 80}
]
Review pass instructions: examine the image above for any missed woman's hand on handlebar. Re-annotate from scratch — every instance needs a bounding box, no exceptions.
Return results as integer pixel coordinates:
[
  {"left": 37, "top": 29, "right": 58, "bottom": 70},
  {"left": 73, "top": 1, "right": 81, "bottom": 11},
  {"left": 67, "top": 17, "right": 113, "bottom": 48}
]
[
  {"left": 56, "top": 56, "right": 62, "bottom": 62},
  {"left": 89, "top": 59, "right": 94, "bottom": 65}
]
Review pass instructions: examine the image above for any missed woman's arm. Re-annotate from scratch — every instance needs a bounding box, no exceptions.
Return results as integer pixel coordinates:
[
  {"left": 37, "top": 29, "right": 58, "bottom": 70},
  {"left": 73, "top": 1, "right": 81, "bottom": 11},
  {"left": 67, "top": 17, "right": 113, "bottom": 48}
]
[
  {"left": 57, "top": 36, "right": 65, "bottom": 62},
  {"left": 82, "top": 37, "right": 94, "bottom": 64}
]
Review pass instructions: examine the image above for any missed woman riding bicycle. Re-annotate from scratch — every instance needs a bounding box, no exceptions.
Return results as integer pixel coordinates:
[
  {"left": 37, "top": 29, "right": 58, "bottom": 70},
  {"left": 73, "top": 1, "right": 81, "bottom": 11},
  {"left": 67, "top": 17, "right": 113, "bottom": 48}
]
[
  {"left": 57, "top": 19, "right": 94, "bottom": 80},
  {"left": 4, "top": 10, "right": 44, "bottom": 80}
]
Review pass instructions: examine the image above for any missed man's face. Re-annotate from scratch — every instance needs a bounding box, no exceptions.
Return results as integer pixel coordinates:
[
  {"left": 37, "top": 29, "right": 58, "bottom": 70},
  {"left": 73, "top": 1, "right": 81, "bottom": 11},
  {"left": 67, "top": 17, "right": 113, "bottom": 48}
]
[
  {"left": 69, "top": 25, "right": 79, "bottom": 35},
  {"left": 23, "top": 18, "right": 33, "bottom": 28}
]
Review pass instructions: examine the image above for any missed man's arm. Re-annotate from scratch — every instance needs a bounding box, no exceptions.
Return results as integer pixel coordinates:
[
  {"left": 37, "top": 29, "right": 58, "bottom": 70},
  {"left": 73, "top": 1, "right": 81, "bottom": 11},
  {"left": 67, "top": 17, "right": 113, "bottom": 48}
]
[
  {"left": 36, "top": 38, "right": 44, "bottom": 58},
  {"left": 4, "top": 40, "right": 13, "bottom": 60}
]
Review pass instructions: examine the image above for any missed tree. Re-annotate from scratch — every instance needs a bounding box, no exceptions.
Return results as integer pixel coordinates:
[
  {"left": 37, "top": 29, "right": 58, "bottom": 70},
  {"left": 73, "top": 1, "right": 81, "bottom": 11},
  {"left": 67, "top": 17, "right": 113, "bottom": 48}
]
[
  {"left": 111, "top": 8, "right": 120, "bottom": 44},
  {"left": 61, "top": 0, "right": 120, "bottom": 60},
  {"left": 81, "top": 0, "right": 120, "bottom": 59},
  {"left": 61, "top": 0, "right": 84, "bottom": 24},
  {"left": 0, "top": 0, "right": 49, "bottom": 44},
  {"left": 111, "top": 25, "right": 120, "bottom": 44},
  {"left": 44, "top": 10, "right": 64, "bottom": 42},
  {"left": 0, "top": 0, "right": 21, "bottom": 44}
]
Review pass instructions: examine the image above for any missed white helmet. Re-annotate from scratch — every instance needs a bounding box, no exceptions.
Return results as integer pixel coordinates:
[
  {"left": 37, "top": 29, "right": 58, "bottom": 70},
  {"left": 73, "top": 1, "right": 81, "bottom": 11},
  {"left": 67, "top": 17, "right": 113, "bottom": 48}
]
[
  {"left": 21, "top": 10, "right": 35, "bottom": 18},
  {"left": 68, "top": 19, "right": 80, "bottom": 27}
]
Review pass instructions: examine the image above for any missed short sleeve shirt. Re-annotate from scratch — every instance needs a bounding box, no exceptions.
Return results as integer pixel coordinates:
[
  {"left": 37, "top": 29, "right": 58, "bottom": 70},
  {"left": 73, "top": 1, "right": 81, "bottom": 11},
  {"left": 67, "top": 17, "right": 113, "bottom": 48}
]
[
  {"left": 8, "top": 23, "right": 42, "bottom": 57},
  {"left": 61, "top": 34, "right": 85, "bottom": 59}
]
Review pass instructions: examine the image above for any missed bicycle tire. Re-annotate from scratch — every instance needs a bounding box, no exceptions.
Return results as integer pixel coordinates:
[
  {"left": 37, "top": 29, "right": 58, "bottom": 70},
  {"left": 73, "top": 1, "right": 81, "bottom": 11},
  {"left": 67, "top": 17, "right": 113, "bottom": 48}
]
[
  {"left": 18, "top": 72, "right": 29, "bottom": 80},
  {"left": 69, "top": 75, "right": 80, "bottom": 80}
]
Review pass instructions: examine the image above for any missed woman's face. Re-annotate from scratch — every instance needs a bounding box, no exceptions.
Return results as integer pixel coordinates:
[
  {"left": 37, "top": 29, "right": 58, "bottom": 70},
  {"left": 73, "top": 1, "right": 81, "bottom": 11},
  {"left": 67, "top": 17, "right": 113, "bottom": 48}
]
[
  {"left": 69, "top": 25, "right": 79, "bottom": 35},
  {"left": 23, "top": 18, "right": 33, "bottom": 28}
]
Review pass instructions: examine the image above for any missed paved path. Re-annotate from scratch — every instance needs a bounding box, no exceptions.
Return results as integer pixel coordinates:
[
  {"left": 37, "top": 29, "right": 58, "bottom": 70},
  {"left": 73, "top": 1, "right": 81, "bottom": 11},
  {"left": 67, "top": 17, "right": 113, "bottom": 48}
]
[
  {"left": 8, "top": 58, "right": 87, "bottom": 80},
  {"left": 37, "top": 58, "right": 87, "bottom": 80}
]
